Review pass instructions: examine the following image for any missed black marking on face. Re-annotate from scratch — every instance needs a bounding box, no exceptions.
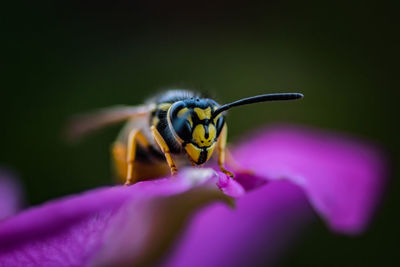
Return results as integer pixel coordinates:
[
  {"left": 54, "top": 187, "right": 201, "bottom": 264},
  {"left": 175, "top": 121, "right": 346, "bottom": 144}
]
[
  {"left": 204, "top": 124, "right": 209, "bottom": 139},
  {"left": 197, "top": 148, "right": 207, "bottom": 165}
]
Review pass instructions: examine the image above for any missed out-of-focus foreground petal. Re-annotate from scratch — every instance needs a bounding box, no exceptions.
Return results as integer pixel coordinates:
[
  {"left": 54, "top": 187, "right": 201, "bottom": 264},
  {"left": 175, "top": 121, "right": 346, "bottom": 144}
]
[
  {"left": 163, "top": 125, "right": 387, "bottom": 266},
  {"left": 232, "top": 125, "right": 387, "bottom": 234},
  {"left": 164, "top": 179, "right": 314, "bottom": 267},
  {"left": 0, "top": 125, "right": 387, "bottom": 267},
  {"left": 0, "top": 169, "right": 233, "bottom": 267},
  {"left": 0, "top": 168, "right": 23, "bottom": 221}
]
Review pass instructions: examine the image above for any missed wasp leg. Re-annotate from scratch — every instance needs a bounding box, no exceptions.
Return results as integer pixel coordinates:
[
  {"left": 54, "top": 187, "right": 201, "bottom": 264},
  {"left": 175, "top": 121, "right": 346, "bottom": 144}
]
[
  {"left": 217, "top": 124, "right": 234, "bottom": 178},
  {"left": 125, "top": 129, "right": 152, "bottom": 186},
  {"left": 150, "top": 125, "right": 178, "bottom": 176},
  {"left": 111, "top": 142, "right": 128, "bottom": 182}
]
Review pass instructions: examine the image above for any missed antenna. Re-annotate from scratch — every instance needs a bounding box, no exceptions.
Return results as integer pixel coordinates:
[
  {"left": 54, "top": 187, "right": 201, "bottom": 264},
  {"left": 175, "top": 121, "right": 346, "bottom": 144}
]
[{"left": 211, "top": 93, "right": 303, "bottom": 120}]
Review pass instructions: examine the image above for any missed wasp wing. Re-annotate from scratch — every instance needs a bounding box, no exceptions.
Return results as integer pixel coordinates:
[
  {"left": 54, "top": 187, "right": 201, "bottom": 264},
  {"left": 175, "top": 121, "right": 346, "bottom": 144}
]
[{"left": 65, "top": 104, "right": 155, "bottom": 141}]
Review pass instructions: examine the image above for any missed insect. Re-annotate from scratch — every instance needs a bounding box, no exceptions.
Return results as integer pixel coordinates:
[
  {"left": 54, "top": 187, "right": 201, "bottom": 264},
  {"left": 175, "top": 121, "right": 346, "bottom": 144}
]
[{"left": 68, "top": 90, "right": 303, "bottom": 185}]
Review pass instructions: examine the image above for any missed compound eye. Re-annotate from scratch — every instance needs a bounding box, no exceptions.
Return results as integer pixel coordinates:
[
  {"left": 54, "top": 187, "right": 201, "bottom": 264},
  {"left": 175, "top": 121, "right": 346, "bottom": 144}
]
[
  {"left": 173, "top": 119, "right": 192, "bottom": 142},
  {"left": 169, "top": 102, "right": 192, "bottom": 142},
  {"left": 215, "top": 115, "right": 225, "bottom": 137}
]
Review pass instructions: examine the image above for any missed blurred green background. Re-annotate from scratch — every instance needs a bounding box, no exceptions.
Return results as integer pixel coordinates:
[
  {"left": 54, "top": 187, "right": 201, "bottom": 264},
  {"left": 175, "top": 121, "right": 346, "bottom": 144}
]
[{"left": 2, "top": 1, "right": 398, "bottom": 266}]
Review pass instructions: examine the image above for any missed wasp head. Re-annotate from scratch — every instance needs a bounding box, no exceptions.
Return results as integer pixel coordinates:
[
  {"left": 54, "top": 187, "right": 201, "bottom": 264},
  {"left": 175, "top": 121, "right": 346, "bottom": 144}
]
[{"left": 168, "top": 98, "right": 225, "bottom": 165}]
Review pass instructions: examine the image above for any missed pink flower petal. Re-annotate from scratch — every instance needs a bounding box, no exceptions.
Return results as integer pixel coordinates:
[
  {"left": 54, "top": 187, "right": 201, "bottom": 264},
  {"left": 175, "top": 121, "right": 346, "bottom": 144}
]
[
  {"left": 215, "top": 171, "right": 246, "bottom": 197},
  {"left": 0, "top": 125, "right": 387, "bottom": 267},
  {"left": 0, "top": 168, "right": 23, "bottom": 221},
  {"left": 232, "top": 124, "right": 387, "bottom": 234},
  {"left": 164, "top": 179, "right": 314, "bottom": 266},
  {"left": 0, "top": 169, "right": 231, "bottom": 266},
  {"left": 163, "top": 125, "right": 387, "bottom": 266}
]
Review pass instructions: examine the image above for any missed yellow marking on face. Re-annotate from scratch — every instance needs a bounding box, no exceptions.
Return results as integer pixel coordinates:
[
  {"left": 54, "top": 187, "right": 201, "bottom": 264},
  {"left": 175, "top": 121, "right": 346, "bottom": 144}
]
[
  {"left": 185, "top": 143, "right": 202, "bottom": 163},
  {"left": 192, "top": 124, "right": 216, "bottom": 147},
  {"left": 206, "top": 142, "right": 216, "bottom": 161},
  {"left": 151, "top": 116, "right": 160, "bottom": 126},
  {"left": 158, "top": 103, "right": 172, "bottom": 111},
  {"left": 177, "top": 107, "right": 193, "bottom": 126},
  {"left": 194, "top": 107, "right": 212, "bottom": 120},
  {"left": 211, "top": 104, "right": 221, "bottom": 124},
  {"left": 213, "top": 113, "right": 222, "bottom": 124},
  {"left": 177, "top": 107, "right": 189, "bottom": 117}
]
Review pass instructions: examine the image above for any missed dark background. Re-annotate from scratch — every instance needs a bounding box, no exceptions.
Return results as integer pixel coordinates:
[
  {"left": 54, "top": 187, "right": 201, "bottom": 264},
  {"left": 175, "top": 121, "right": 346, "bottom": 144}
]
[{"left": 2, "top": 1, "right": 398, "bottom": 266}]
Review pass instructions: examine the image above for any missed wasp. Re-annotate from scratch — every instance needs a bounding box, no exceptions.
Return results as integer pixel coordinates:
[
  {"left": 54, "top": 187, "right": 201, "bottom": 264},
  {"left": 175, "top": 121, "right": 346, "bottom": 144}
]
[{"left": 68, "top": 90, "right": 303, "bottom": 185}]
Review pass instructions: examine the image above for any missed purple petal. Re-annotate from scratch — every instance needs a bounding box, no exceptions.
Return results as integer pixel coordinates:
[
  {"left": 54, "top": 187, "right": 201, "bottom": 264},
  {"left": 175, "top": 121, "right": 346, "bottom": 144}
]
[
  {"left": 215, "top": 171, "right": 246, "bottom": 197},
  {"left": 0, "top": 125, "right": 386, "bottom": 267},
  {"left": 232, "top": 124, "right": 387, "bottom": 234},
  {"left": 0, "top": 168, "right": 23, "bottom": 221},
  {"left": 164, "top": 179, "right": 315, "bottom": 266},
  {"left": 163, "top": 125, "right": 387, "bottom": 266},
  {"left": 0, "top": 169, "right": 232, "bottom": 267}
]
